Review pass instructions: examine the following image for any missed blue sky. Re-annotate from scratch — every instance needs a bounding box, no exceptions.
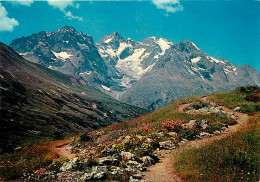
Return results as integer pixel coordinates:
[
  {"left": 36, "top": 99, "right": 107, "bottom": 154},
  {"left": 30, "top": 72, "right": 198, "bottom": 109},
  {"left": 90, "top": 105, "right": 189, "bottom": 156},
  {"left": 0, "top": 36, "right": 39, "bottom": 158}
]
[{"left": 0, "top": 0, "right": 259, "bottom": 71}]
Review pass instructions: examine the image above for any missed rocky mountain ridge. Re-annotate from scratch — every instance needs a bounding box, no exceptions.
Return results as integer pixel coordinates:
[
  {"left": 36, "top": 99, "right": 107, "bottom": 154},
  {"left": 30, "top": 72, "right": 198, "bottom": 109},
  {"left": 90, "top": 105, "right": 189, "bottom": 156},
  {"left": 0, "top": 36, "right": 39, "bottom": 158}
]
[{"left": 10, "top": 26, "right": 260, "bottom": 110}]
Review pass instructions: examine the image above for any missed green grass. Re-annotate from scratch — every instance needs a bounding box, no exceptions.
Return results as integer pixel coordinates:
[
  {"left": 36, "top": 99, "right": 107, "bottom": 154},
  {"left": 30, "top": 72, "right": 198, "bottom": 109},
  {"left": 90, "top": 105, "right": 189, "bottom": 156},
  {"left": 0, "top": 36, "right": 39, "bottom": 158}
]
[
  {"left": 139, "top": 100, "right": 235, "bottom": 125},
  {"left": 173, "top": 115, "right": 260, "bottom": 182},
  {"left": 208, "top": 91, "right": 259, "bottom": 113}
]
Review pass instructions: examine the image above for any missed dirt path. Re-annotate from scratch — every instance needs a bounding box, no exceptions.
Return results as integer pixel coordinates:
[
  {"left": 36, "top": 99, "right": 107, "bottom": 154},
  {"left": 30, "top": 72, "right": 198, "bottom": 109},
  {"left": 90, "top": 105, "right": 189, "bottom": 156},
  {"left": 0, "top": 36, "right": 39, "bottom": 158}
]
[
  {"left": 143, "top": 97, "right": 249, "bottom": 182},
  {"left": 55, "top": 144, "right": 76, "bottom": 159}
]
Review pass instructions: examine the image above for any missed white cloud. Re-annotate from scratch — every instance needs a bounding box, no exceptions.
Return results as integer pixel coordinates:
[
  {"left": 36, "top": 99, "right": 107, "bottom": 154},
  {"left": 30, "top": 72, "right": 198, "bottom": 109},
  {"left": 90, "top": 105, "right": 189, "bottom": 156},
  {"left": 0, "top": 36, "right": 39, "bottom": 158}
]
[
  {"left": 65, "top": 11, "right": 83, "bottom": 21},
  {"left": 47, "top": 0, "right": 83, "bottom": 21},
  {"left": 11, "top": 0, "right": 34, "bottom": 6},
  {"left": 47, "top": 0, "right": 74, "bottom": 11},
  {"left": 152, "top": 0, "right": 183, "bottom": 13},
  {"left": 0, "top": 3, "right": 19, "bottom": 31}
]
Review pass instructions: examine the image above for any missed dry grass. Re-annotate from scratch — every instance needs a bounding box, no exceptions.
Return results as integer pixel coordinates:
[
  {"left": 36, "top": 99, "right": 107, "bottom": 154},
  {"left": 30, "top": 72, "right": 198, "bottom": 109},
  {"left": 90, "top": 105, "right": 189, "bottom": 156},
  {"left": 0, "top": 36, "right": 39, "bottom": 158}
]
[{"left": 0, "top": 137, "right": 75, "bottom": 180}]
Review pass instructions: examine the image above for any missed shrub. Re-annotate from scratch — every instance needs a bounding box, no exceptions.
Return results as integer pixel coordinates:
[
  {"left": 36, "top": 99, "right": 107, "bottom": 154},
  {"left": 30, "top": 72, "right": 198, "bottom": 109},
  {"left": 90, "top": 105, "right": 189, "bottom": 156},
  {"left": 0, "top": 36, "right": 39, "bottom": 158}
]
[
  {"left": 161, "top": 120, "right": 184, "bottom": 132},
  {"left": 52, "top": 129, "right": 64, "bottom": 140},
  {"left": 80, "top": 132, "right": 92, "bottom": 142},
  {"left": 48, "top": 157, "right": 68, "bottom": 172},
  {"left": 86, "top": 157, "right": 99, "bottom": 167},
  {"left": 180, "top": 129, "right": 198, "bottom": 140}
]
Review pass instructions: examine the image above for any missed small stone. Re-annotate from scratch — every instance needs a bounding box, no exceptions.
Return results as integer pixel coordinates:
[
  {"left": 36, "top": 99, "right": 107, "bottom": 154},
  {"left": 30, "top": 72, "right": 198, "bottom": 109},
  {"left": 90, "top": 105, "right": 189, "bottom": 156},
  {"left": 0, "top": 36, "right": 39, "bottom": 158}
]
[
  {"left": 159, "top": 140, "right": 175, "bottom": 149},
  {"left": 201, "top": 124, "right": 209, "bottom": 130},
  {"left": 221, "top": 127, "right": 227, "bottom": 131},
  {"left": 129, "top": 176, "right": 139, "bottom": 182},
  {"left": 80, "top": 173, "right": 93, "bottom": 181},
  {"left": 93, "top": 172, "right": 106, "bottom": 179},
  {"left": 234, "top": 107, "right": 241, "bottom": 111},
  {"left": 121, "top": 151, "right": 134, "bottom": 160},
  {"left": 168, "top": 132, "right": 178, "bottom": 137},
  {"left": 213, "top": 131, "right": 221, "bottom": 136},
  {"left": 127, "top": 160, "right": 139, "bottom": 166},
  {"left": 200, "top": 132, "right": 211, "bottom": 138},
  {"left": 132, "top": 173, "right": 143, "bottom": 180}
]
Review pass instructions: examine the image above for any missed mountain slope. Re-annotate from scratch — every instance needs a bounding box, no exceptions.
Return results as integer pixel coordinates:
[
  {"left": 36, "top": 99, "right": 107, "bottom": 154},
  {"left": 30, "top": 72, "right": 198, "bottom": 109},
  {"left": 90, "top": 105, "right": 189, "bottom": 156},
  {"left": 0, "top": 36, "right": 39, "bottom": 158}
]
[
  {"left": 10, "top": 27, "right": 260, "bottom": 110},
  {"left": 97, "top": 35, "right": 260, "bottom": 109},
  {"left": 0, "top": 42, "right": 147, "bottom": 152}
]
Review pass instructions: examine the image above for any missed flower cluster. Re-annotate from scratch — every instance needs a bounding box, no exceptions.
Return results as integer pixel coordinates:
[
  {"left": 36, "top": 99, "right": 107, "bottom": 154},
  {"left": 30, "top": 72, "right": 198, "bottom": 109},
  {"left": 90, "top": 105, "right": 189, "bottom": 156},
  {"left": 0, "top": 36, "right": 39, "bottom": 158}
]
[{"left": 161, "top": 120, "right": 184, "bottom": 132}]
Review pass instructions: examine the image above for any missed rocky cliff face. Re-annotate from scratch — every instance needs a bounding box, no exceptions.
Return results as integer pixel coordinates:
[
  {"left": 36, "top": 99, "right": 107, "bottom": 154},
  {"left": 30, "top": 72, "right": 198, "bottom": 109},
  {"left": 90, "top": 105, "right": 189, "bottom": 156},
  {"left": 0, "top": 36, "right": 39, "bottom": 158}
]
[{"left": 10, "top": 26, "right": 260, "bottom": 110}]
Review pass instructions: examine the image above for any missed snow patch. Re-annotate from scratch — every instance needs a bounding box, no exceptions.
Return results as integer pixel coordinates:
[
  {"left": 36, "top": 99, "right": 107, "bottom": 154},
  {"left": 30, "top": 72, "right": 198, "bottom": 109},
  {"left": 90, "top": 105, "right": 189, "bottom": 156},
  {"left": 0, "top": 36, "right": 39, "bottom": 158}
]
[
  {"left": 155, "top": 38, "right": 173, "bottom": 56},
  {"left": 77, "top": 42, "right": 88, "bottom": 50},
  {"left": 52, "top": 51, "right": 73, "bottom": 61},
  {"left": 102, "top": 85, "right": 111, "bottom": 91},
  {"left": 104, "top": 37, "right": 113, "bottom": 44},
  {"left": 19, "top": 52, "right": 29, "bottom": 56},
  {"left": 191, "top": 56, "right": 201, "bottom": 64},
  {"left": 116, "top": 48, "right": 153, "bottom": 80},
  {"left": 207, "top": 56, "right": 225, "bottom": 64},
  {"left": 191, "top": 42, "right": 200, "bottom": 50}
]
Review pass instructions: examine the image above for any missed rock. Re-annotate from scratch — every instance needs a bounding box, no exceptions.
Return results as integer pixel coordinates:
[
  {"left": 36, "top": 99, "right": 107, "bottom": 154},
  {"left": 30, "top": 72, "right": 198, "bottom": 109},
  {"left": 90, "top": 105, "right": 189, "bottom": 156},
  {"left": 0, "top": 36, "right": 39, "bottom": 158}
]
[
  {"left": 167, "top": 132, "right": 178, "bottom": 137},
  {"left": 201, "top": 124, "right": 209, "bottom": 130},
  {"left": 200, "top": 132, "right": 211, "bottom": 138},
  {"left": 14, "top": 146, "right": 22, "bottom": 151},
  {"left": 221, "top": 127, "right": 227, "bottom": 131},
  {"left": 153, "top": 132, "right": 164, "bottom": 137},
  {"left": 101, "top": 147, "right": 115, "bottom": 156},
  {"left": 60, "top": 158, "right": 79, "bottom": 172},
  {"left": 136, "top": 163, "right": 147, "bottom": 171},
  {"left": 110, "top": 166, "right": 124, "bottom": 175},
  {"left": 99, "top": 156, "right": 113, "bottom": 165},
  {"left": 80, "top": 172, "right": 93, "bottom": 181},
  {"left": 121, "top": 151, "right": 134, "bottom": 160},
  {"left": 141, "top": 156, "right": 154, "bottom": 165},
  {"left": 129, "top": 176, "right": 140, "bottom": 182},
  {"left": 132, "top": 173, "right": 143, "bottom": 179},
  {"left": 196, "top": 135, "right": 202, "bottom": 139},
  {"left": 159, "top": 140, "right": 175, "bottom": 149},
  {"left": 231, "top": 114, "right": 238, "bottom": 120},
  {"left": 234, "top": 107, "right": 241, "bottom": 111},
  {"left": 188, "top": 120, "right": 197, "bottom": 129},
  {"left": 209, "top": 107, "right": 219, "bottom": 114},
  {"left": 92, "top": 166, "right": 108, "bottom": 173},
  {"left": 213, "top": 131, "right": 221, "bottom": 136},
  {"left": 93, "top": 172, "right": 106, "bottom": 180},
  {"left": 127, "top": 160, "right": 139, "bottom": 166}
]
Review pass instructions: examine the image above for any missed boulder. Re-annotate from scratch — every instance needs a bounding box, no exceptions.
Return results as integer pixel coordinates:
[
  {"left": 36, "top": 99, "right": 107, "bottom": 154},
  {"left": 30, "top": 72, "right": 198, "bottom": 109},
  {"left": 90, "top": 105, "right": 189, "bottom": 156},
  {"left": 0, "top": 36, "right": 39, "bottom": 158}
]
[
  {"left": 188, "top": 120, "right": 197, "bottom": 129},
  {"left": 141, "top": 156, "right": 154, "bottom": 165},
  {"left": 60, "top": 158, "right": 79, "bottom": 172},
  {"left": 159, "top": 140, "right": 175, "bottom": 149},
  {"left": 99, "top": 156, "right": 113, "bottom": 165}
]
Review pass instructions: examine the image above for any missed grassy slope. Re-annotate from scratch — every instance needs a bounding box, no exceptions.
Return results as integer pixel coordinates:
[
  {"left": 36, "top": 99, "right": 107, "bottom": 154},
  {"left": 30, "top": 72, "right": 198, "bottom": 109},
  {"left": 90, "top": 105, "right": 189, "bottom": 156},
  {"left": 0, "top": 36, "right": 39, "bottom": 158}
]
[{"left": 172, "top": 88, "right": 260, "bottom": 182}]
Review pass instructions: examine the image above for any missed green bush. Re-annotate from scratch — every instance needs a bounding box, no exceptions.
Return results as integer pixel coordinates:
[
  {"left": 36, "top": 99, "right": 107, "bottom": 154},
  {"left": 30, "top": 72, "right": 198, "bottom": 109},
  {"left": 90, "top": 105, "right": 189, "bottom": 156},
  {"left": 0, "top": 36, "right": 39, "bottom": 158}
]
[
  {"left": 180, "top": 129, "right": 199, "bottom": 140},
  {"left": 80, "top": 132, "right": 92, "bottom": 142}
]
